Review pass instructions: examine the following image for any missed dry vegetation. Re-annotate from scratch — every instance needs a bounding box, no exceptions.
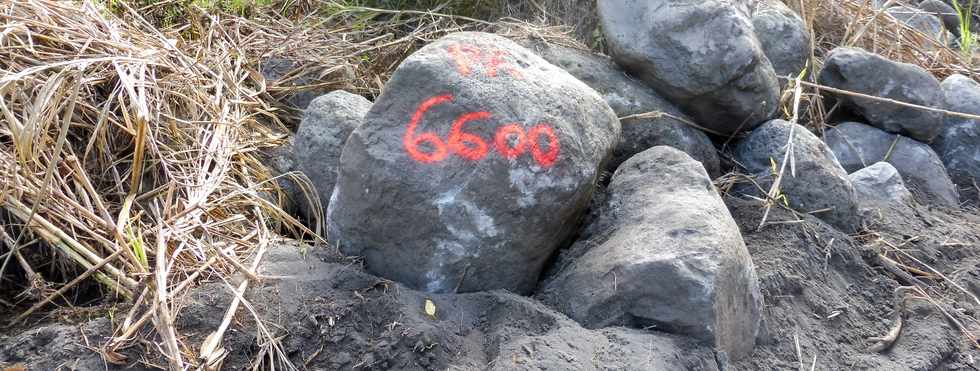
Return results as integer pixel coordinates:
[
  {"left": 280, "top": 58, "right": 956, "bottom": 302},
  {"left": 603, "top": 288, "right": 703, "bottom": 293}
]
[{"left": 1, "top": 0, "right": 978, "bottom": 369}]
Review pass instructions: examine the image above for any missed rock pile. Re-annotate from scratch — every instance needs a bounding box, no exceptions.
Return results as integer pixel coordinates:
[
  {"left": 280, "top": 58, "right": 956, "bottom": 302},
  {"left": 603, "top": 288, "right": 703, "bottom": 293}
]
[{"left": 277, "top": 0, "right": 980, "bottom": 365}]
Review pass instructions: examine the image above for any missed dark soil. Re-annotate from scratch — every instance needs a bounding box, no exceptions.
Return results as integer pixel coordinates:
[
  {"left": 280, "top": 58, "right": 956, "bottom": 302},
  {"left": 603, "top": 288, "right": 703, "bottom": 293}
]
[{"left": 3, "top": 197, "right": 980, "bottom": 370}]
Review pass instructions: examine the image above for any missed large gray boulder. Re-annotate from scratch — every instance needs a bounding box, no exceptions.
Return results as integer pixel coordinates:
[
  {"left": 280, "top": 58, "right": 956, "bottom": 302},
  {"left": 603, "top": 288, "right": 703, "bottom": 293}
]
[
  {"left": 752, "top": 0, "right": 812, "bottom": 78},
  {"left": 520, "top": 40, "right": 721, "bottom": 176},
  {"left": 849, "top": 162, "right": 915, "bottom": 206},
  {"left": 540, "top": 146, "right": 762, "bottom": 360},
  {"left": 886, "top": 6, "right": 950, "bottom": 42},
  {"left": 294, "top": 91, "right": 372, "bottom": 219},
  {"left": 936, "top": 74, "right": 980, "bottom": 199},
  {"left": 823, "top": 121, "right": 959, "bottom": 206},
  {"left": 598, "top": 0, "right": 780, "bottom": 135},
  {"left": 328, "top": 32, "right": 620, "bottom": 294},
  {"left": 818, "top": 47, "right": 944, "bottom": 142},
  {"left": 735, "top": 119, "right": 861, "bottom": 231}
]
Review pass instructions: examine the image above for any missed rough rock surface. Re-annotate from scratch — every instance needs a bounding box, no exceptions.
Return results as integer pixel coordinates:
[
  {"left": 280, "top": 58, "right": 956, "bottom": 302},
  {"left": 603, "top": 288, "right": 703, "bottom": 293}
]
[
  {"left": 540, "top": 146, "right": 763, "bottom": 360},
  {"left": 294, "top": 90, "right": 372, "bottom": 219},
  {"left": 752, "top": 0, "right": 812, "bottom": 78},
  {"left": 936, "top": 74, "right": 980, "bottom": 199},
  {"left": 260, "top": 139, "right": 306, "bottom": 218},
  {"left": 598, "top": 0, "right": 780, "bottom": 135},
  {"left": 735, "top": 119, "right": 861, "bottom": 231},
  {"left": 918, "top": 0, "right": 962, "bottom": 37},
  {"left": 848, "top": 162, "right": 914, "bottom": 206},
  {"left": 520, "top": 40, "right": 721, "bottom": 176},
  {"left": 823, "top": 121, "right": 959, "bottom": 206},
  {"left": 818, "top": 47, "right": 944, "bottom": 142},
  {"left": 328, "top": 32, "right": 620, "bottom": 294},
  {"left": 886, "top": 6, "right": 949, "bottom": 42}
]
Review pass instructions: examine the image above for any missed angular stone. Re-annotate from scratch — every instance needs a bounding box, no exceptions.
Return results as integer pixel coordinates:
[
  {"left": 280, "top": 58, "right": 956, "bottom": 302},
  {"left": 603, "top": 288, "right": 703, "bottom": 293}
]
[
  {"left": 599, "top": 0, "right": 780, "bottom": 135},
  {"left": 818, "top": 47, "right": 944, "bottom": 142},
  {"left": 752, "top": 0, "right": 812, "bottom": 78},
  {"left": 935, "top": 74, "right": 980, "bottom": 197},
  {"left": 328, "top": 32, "right": 620, "bottom": 294},
  {"left": 294, "top": 91, "right": 372, "bottom": 220},
  {"left": 823, "top": 121, "right": 959, "bottom": 206},
  {"left": 735, "top": 119, "right": 861, "bottom": 231},
  {"left": 849, "top": 162, "right": 914, "bottom": 206},
  {"left": 519, "top": 40, "right": 721, "bottom": 176},
  {"left": 540, "top": 146, "right": 762, "bottom": 360}
]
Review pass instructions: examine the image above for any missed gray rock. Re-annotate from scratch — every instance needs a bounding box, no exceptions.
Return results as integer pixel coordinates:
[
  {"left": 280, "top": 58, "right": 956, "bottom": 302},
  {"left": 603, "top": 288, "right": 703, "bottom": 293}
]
[
  {"left": 818, "top": 47, "right": 944, "bottom": 142},
  {"left": 261, "top": 139, "right": 306, "bottom": 218},
  {"left": 849, "top": 162, "right": 915, "bottom": 205},
  {"left": 328, "top": 32, "right": 620, "bottom": 294},
  {"left": 735, "top": 119, "right": 861, "bottom": 231},
  {"left": 752, "top": 0, "right": 812, "bottom": 78},
  {"left": 598, "top": 0, "right": 780, "bottom": 135},
  {"left": 294, "top": 91, "right": 372, "bottom": 220},
  {"left": 935, "top": 74, "right": 980, "bottom": 195},
  {"left": 519, "top": 40, "right": 721, "bottom": 176},
  {"left": 886, "top": 6, "right": 950, "bottom": 42},
  {"left": 260, "top": 58, "right": 342, "bottom": 109},
  {"left": 823, "top": 121, "right": 959, "bottom": 206},
  {"left": 918, "top": 0, "right": 962, "bottom": 37},
  {"left": 540, "top": 146, "right": 762, "bottom": 360}
]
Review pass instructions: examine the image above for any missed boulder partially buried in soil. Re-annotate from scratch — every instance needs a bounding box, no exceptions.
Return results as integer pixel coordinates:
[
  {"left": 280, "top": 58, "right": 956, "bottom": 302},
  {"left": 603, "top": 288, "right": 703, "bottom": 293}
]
[
  {"left": 935, "top": 74, "right": 980, "bottom": 198},
  {"left": 734, "top": 119, "right": 861, "bottom": 231},
  {"left": 823, "top": 121, "right": 959, "bottom": 207},
  {"left": 519, "top": 40, "right": 721, "bottom": 176},
  {"left": 886, "top": 6, "right": 950, "bottom": 43},
  {"left": 294, "top": 90, "right": 372, "bottom": 219},
  {"left": 818, "top": 47, "right": 944, "bottom": 142},
  {"left": 848, "top": 162, "right": 915, "bottom": 206},
  {"left": 752, "top": 0, "right": 812, "bottom": 78},
  {"left": 598, "top": 0, "right": 780, "bottom": 135},
  {"left": 327, "top": 32, "right": 620, "bottom": 294},
  {"left": 918, "top": 0, "right": 962, "bottom": 37},
  {"left": 540, "top": 146, "right": 762, "bottom": 360}
]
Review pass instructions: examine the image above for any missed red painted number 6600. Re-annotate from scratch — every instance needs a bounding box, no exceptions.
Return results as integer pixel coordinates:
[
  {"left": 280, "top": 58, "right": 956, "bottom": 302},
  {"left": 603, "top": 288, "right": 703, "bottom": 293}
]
[{"left": 403, "top": 94, "right": 560, "bottom": 168}]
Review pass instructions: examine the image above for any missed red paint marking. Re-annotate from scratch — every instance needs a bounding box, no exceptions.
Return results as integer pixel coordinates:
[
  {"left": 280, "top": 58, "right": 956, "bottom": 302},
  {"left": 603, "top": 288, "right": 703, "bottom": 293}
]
[
  {"left": 529, "top": 124, "right": 559, "bottom": 168},
  {"left": 494, "top": 123, "right": 527, "bottom": 159},
  {"left": 446, "top": 43, "right": 523, "bottom": 79},
  {"left": 403, "top": 94, "right": 453, "bottom": 163},
  {"left": 486, "top": 50, "right": 523, "bottom": 79},
  {"left": 448, "top": 111, "right": 492, "bottom": 161},
  {"left": 446, "top": 44, "right": 482, "bottom": 77},
  {"left": 403, "top": 95, "right": 560, "bottom": 167}
]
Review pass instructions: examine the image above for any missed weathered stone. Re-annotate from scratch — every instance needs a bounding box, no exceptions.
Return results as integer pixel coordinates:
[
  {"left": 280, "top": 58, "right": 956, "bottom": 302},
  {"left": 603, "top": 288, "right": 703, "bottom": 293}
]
[
  {"left": 598, "top": 0, "right": 780, "bottom": 135},
  {"left": 294, "top": 91, "right": 372, "bottom": 220},
  {"left": 886, "top": 6, "right": 950, "bottom": 43},
  {"left": 918, "top": 0, "right": 962, "bottom": 37},
  {"left": 328, "top": 32, "right": 620, "bottom": 294},
  {"left": 752, "top": 0, "right": 812, "bottom": 78},
  {"left": 260, "top": 139, "right": 306, "bottom": 218},
  {"left": 823, "top": 121, "right": 959, "bottom": 206},
  {"left": 540, "top": 146, "right": 762, "bottom": 360},
  {"left": 935, "top": 74, "right": 980, "bottom": 197},
  {"left": 518, "top": 40, "right": 722, "bottom": 176},
  {"left": 818, "top": 47, "right": 944, "bottom": 142},
  {"left": 735, "top": 119, "right": 861, "bottom": 231},
  {"left": 849, "top": 162, "right": 915, "bottom": 206}
]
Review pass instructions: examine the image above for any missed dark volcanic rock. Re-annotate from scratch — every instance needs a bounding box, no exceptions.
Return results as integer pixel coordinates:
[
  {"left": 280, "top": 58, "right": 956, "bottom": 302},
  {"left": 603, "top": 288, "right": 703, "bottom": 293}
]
[
  {"left": 327, "top": 32, "right": 620, "bottom": 294},
  {"left": 935, "top": 74, "right": 980, "bottom": 198},
  {"left": 823, "top": 121, "right": 959, "bottom": 207},
  {"left": 598, "top": 0, "right": 780, "bottom": 135},
  {"left": 886, "top": 6, "right": 949, "bottom": 42},
  {"left": 752, "top": 0, "right": 812, "bottom": 78},
  {"left": 294, "top": 90, "right": 372, "bottom": 219},
  {"left": 519, "top": 40, "right": 721, "bottom": 176},
  {"left": 540, "top": 146, "right": 762, "bottom": 360},
  {"left": 735, "top": 119, "right": 861, "bottom": 231},
  {"left": 818, "top": 47, "right": 944, "bottom": 142},
  {"left": 918, "top": 0, "right": 962, "bottom": 37},
  {"left": 849, "top": 162, "right": 914, "bottom": 206}
]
